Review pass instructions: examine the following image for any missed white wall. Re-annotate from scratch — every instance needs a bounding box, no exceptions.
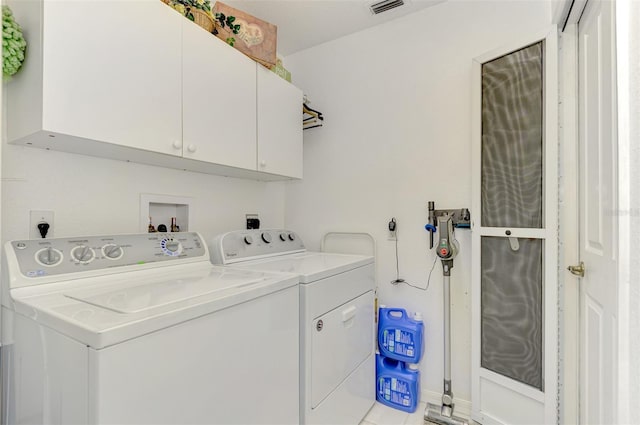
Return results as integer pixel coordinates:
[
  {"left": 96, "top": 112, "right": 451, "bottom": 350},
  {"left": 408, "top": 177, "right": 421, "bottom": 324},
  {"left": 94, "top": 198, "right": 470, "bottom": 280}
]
[
  {"left": 1, "top": 146, "right": 286, "bottom": 244},
  {"left": 284, "top": 0, "right": 552, "bottom": 406}
]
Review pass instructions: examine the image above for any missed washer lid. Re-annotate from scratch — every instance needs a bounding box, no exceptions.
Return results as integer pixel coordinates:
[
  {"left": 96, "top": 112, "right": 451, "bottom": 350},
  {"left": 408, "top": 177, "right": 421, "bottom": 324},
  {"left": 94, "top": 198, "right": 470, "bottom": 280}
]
[
  {"left": 64, "top": 273, "right": 263, "bottom": 314},
  {"left": 9, "top": 263, "right": 298, "bottom": 349},
  {"left": 230, "top": 252, "right": 373, "bottom": 283}
]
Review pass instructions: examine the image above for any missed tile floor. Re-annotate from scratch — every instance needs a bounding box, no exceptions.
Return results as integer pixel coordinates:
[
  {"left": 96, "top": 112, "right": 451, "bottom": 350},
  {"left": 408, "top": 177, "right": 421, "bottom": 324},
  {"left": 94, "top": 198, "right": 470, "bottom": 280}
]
[
  {"left": 360, "top": 401, "right": 428, "bottom": 425},
  {"left": 361, "top": 401, "right": 478, "bottom": 425}
]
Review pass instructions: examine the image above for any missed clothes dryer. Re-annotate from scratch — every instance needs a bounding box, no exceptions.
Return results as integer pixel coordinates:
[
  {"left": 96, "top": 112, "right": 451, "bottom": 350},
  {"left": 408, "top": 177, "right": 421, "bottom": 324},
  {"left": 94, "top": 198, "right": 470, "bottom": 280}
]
[{"left": 210, "top": 229, "right": 375, "bottom": 425}]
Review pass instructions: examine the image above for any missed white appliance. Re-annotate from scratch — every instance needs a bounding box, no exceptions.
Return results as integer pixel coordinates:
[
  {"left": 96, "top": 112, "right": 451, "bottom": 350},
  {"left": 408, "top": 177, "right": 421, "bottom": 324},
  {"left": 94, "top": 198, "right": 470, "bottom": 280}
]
[
  {"left": 210, "top": 229, "right": 376, "bottom": 425},
  {"left": 1, "top": 232, "right": 299, "bottom": 425}
]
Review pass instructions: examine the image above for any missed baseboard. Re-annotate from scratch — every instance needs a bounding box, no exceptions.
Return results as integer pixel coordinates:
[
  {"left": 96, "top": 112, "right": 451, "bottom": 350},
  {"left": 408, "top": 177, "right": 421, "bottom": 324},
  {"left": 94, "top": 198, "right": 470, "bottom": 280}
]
[{"left": 422, "top": 389, "right": 472, "bottom": 419}]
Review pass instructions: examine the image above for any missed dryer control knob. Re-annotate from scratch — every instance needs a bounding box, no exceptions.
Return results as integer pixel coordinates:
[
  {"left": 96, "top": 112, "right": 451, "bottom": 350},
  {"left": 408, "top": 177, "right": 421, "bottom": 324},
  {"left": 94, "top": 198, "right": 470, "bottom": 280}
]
[
  {"left": 279, "top": 232, "right": 287, "bottom": 242},
  {"left": 288, "top": 233, "right": 296, "bottom": 241},
  {"left": 261, "top": 232, "right": 272, "bottom": 243},
  {"left": 244, "top": 236, "right": 254, "bottom": 245}
]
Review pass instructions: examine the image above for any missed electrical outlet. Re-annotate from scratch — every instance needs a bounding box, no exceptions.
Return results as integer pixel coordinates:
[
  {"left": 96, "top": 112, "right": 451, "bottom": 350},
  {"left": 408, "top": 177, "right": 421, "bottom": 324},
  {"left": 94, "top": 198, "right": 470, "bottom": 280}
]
[
  {"left": 387, "top": 218, "right": 397, "bottom": 241},
  {"left": 29, "top": 210, "right": 54, "bottom": 239},
  {"left": 246, "top": 214, "right": 260, "bottom": 230}
]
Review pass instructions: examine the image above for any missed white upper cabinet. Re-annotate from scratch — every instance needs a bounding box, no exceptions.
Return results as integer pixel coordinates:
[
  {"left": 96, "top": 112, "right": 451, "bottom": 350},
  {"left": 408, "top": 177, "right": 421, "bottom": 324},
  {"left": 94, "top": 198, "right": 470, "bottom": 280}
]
[
  {"left": 6, "top": 0, "right": 303, "bottom": 180},
  {"left": 182, "top": 21, "right": 257, "bottom": 169},
  {"left": 42, "top": 0, "right": 183, "bottom": 155},
  {"left": 257, "top": 65, "right": 303, "bottom": 179}
]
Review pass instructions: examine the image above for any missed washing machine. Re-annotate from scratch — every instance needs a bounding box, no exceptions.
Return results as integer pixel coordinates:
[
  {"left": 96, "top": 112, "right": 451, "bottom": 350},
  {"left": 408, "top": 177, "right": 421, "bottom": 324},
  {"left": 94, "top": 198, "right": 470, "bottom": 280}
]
[
  {"left": 210, "top": 229, "right": 376, "bottom": 425},
  {"left": 1, "top": 232, "right": 299, "bottom": 425}
]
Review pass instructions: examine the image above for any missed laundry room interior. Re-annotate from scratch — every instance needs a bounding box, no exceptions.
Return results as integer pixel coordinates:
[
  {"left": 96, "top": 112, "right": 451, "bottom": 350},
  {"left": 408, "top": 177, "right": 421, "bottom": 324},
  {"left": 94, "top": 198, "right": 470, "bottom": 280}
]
[{"left": 0, "top": 0, "right": 639, "bottom": 424}]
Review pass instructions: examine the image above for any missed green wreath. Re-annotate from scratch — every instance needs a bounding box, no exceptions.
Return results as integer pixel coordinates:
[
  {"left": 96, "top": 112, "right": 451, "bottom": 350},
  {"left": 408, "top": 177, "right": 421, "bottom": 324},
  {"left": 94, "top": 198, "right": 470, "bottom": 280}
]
[{"left": 3, "top": 5, "right": 27, "bottom": 81}]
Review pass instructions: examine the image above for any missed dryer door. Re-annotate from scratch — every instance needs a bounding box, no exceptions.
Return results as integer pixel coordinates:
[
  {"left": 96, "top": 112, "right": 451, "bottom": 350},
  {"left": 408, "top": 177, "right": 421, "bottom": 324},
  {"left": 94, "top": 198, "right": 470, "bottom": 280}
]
[{"left": 311, "top": 290, "right": 374, "bottom": 408}]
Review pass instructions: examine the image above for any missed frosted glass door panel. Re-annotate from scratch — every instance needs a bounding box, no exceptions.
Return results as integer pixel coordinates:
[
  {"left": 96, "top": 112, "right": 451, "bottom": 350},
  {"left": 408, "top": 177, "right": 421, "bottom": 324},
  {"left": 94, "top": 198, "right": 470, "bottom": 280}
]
[
  {"left": 481, "top": 236, "right": 543, "bottom": 390},
  {"left": 481, "top": 43, "right": 543, "bottom": 228}
]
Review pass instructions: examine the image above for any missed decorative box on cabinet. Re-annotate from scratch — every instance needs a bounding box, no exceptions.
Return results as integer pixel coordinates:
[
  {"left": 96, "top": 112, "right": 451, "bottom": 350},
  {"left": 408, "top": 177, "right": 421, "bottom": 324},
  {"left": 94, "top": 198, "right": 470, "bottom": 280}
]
[{"left": 6, "top": 0, "right": 303, "bottom": 181}]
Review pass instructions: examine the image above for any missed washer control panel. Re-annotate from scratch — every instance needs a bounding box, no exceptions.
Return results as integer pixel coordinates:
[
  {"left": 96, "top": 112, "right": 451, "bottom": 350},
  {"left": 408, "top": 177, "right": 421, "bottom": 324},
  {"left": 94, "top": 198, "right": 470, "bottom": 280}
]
[
  {"left": 214, "top": 229, "right": 305, "bottom": 264},
  {"left": 10, "top": 233, "right": 206, "bottom": 278}
]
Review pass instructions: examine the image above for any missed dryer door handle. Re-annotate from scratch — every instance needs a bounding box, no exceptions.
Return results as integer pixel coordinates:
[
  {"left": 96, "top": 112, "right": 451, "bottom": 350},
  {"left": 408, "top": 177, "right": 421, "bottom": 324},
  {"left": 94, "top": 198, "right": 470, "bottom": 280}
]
[{"left": 342, "top": 305, "right": 357, "bottom": 322}]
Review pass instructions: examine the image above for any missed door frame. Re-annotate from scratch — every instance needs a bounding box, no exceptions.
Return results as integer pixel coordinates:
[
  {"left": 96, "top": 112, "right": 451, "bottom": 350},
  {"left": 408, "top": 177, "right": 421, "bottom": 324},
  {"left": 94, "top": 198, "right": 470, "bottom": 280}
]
[
  {"left": 558, "top": 16, "right": 581, "bottom": 425},
  {"left": 470, "top": 26, "right": 559, "bottom": 425},
  {"left": 615, "top": 0, "right": 633, "bottom": 422}
]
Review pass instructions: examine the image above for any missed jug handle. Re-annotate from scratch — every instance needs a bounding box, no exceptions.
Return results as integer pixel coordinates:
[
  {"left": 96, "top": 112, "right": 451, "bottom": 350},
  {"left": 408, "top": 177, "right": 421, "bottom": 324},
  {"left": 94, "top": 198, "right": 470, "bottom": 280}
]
[
  {"left": 385, "top": 309, "right": 406, "bottom": 320},
  {"left": 382, "top": 356, "right": 402, "bottom": 370}
]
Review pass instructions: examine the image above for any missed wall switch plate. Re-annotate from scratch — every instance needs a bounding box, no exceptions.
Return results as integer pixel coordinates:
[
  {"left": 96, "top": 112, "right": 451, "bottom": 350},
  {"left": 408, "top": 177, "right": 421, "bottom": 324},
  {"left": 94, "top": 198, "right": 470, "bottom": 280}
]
[{"left": 29, "top": 210, "right": 54, "bottom": 239}]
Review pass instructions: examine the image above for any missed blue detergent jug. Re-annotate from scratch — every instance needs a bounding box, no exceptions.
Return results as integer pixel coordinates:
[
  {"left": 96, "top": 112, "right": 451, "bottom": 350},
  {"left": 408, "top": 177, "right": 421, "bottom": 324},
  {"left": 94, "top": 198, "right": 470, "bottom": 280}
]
[
  {"left": 375, "top": 354, "right": 420, "bottom": 413},
  {"left": 378, "top": 308, "right": 424, "bottom": 363}
]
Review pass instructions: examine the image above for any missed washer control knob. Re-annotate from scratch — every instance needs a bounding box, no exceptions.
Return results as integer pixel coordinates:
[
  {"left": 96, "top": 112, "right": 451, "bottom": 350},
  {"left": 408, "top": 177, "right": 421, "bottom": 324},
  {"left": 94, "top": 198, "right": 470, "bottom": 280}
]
[
  {"left": 161, "top": 238, "right": 183, "bottom": 256},
  {"left": 288, "top": 233, "right": 296, "bottom": 241},
  {"left": 35, "top": 247, "right": 63, "bottom": 267},
  {"left": 261, "top": 232, "right": 272, "bottom": 243},
  {"left": 279, "top": 232, "right": 287, "bottom": 242},
  {"left": 244, "top": 236, "right": 254, "bottom": 245},
  {"left": 71, "top": 245, "right": 95, "bottom": 264},
  {"left": 102, "top": 244, "right": 124, "bottom": 260}
]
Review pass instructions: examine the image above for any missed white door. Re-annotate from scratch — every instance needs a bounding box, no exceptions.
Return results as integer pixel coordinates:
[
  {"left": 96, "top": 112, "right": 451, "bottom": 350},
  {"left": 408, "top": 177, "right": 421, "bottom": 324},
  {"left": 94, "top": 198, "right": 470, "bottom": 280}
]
[
  {"left": 471, "top": 27, "right": 558, "bottom": 425},
  {"left": 577, "top": 0, "right": 618, "bottom": 423}
]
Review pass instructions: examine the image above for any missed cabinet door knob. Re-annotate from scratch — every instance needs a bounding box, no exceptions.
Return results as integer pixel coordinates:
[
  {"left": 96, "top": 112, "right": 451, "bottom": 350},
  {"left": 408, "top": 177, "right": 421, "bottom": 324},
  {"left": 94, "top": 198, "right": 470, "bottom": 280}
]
[
  {"left": 187, "top": 144, "right": 197, "bottom": 153},
  {"left": 260, "top": 160, "right": 267, "bottom": 167},
  {"left": 172, "top": 140, "right": 182, "bottom": 150}
]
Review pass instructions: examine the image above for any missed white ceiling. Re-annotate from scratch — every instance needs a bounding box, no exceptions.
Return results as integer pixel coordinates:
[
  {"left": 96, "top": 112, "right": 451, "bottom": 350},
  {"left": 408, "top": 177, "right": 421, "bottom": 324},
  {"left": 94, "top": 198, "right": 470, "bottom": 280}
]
[{"left": 224, "top": 0, "right": 446, "bottom": 56}]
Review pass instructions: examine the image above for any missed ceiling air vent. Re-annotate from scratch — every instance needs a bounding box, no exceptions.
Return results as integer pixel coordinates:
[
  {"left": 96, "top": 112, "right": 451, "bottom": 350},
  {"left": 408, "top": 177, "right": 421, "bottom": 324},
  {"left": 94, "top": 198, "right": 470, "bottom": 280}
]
[{"left": 369, "top": 0, "right": 405, "bottom": 14}]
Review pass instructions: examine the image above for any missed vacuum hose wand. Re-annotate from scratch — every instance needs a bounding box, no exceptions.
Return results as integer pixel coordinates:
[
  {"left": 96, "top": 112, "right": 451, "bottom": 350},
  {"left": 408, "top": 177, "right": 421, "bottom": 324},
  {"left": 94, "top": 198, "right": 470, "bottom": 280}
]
[
  {"left": 424, "top": 213, "right": 468, "bottom": 425},
  {"left": 435, "top": 215, "right": 458, "bottom": 408},
  {"left": 442, "top": 262, "right": 454, "bottom": 413}
]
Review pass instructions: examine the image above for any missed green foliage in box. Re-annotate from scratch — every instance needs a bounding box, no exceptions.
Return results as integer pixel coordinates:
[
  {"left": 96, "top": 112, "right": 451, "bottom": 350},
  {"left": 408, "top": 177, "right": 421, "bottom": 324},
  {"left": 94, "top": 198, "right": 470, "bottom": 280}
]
[
  {"left": 172, "top": 0, "right": 213, "bottom": 21},
  {"left": 213, "top": 12, "right": 241, "bottom": 46}
]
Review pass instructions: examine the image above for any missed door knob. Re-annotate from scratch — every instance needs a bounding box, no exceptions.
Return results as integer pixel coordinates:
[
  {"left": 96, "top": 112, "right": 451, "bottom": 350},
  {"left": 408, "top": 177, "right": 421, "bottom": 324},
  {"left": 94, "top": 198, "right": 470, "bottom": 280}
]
[{"left": 567, "top": 261, "right": 585, "bottom": 277}]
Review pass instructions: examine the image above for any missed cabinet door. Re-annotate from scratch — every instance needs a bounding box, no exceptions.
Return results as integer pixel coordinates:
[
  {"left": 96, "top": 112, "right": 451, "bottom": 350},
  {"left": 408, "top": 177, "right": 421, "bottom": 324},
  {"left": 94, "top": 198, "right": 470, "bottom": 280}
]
[
  {"left": 42, "top": 0, "right": 183, "bottom": 156},
  {"left": 182, "top": 20, "right": 257, "bottom": 169},
  {"left": 257, "top": 66, "right": 303, "bottom": 178}
]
